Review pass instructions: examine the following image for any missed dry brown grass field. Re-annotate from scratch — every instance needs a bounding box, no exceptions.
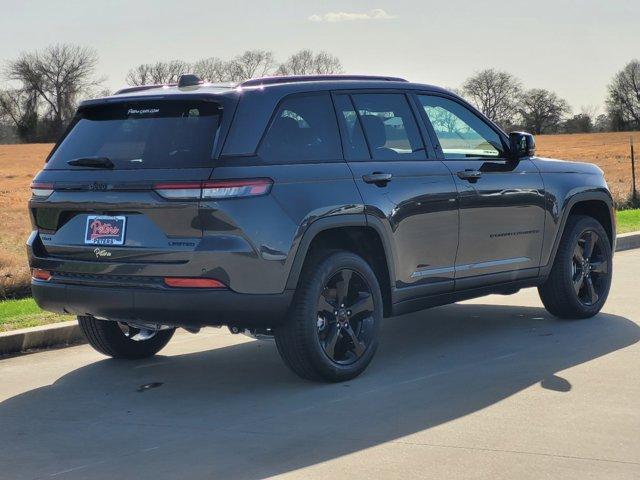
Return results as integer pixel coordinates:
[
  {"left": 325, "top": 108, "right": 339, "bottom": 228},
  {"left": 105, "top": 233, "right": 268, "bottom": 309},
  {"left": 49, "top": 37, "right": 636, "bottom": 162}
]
[
  {"left": 0, "top": 131, "right": 639, "bottom": 298},
  {"left": 0, "top": 144, "right": 52, "bottom": 298},
  {"left": 536, "top": 131, "right": 640, "bottom": 202}
]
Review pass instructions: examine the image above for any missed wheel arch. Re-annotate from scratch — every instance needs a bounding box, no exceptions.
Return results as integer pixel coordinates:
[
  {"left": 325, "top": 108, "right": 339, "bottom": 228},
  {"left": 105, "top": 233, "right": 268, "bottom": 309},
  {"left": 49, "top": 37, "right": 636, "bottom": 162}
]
[
  {"left": 544, "top": 190, "right": 615, "bottom": 276},
  {"left": 285, "top": 215, "right": 395, "bottom": 317}
]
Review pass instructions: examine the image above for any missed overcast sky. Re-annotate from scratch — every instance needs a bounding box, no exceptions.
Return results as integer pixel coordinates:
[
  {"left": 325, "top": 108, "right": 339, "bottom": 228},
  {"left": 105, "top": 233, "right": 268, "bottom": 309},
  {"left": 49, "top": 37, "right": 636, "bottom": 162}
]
[{"left": 1, "top": 0, "right": 638, "bottom": 112}]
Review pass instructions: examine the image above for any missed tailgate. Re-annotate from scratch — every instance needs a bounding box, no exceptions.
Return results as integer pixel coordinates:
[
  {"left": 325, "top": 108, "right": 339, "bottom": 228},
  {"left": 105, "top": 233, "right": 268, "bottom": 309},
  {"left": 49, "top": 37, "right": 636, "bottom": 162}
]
[{"left": 30, "top": 169, "right": 210, "bottom": 263}]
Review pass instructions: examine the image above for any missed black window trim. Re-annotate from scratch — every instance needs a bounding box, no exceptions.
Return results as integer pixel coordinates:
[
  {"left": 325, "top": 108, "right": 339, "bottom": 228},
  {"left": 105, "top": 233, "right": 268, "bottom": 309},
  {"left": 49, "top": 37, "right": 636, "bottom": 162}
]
[
  {"left": 253, "top": 90, "right": 345, "bottom": 165},
  {"left": 411, "top": 91, "right": 511, "bottom": 162},
  {"left": 330, "top": 92, "right": 371, "bottom": 161},
  {"left": 334, "top": 88, "right": 434, "bottom": 162}
]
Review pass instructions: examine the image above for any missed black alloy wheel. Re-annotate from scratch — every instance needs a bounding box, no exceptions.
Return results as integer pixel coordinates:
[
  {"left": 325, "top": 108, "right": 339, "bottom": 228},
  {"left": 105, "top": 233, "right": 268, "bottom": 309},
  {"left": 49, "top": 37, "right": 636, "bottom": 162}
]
[
  {"left": 538, "top": 215, "right": 613, "bottom": 319},
  {"left": 316, "top": 269, "right": 375, "bottom": 365},
  {"left": 274, "top": 250, "right": 383, "bottom": 382},
  {"left": 571, "top": 229, "right": 608, "bottom": 306}
]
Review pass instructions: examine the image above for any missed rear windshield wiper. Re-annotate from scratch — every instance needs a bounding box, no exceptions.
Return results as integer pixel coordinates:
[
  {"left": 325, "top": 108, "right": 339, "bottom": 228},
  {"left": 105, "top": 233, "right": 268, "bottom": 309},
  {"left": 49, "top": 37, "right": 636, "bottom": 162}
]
[{"left": 67, "top": 157, "right": 115, "bottom": 169}]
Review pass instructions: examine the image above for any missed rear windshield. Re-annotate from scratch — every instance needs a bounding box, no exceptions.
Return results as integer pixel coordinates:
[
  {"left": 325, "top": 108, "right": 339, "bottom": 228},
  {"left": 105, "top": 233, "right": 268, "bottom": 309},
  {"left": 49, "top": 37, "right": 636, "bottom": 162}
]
[{"left": 46, "top": 100, "right": 222, "bottom": 170}]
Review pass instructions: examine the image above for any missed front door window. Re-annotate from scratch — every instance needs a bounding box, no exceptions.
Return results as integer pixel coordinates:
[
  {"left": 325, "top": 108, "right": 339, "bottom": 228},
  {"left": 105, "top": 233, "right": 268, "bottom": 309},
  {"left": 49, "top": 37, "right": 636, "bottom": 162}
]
[{"left": 418, "top": 95, "right": 505, "bottom": 159}]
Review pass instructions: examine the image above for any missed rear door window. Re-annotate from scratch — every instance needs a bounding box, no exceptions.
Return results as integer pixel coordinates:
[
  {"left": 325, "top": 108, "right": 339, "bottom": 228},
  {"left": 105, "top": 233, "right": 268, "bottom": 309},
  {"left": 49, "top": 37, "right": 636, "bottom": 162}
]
[
  {"left": 258, "top": 93, "right": 342, "bottom": 163},
  {"left": 46, "top": 100, "right": 222, "bottom": 170},
  {"left": 350, "top": 94, "right": 426, "bottom": 161}
]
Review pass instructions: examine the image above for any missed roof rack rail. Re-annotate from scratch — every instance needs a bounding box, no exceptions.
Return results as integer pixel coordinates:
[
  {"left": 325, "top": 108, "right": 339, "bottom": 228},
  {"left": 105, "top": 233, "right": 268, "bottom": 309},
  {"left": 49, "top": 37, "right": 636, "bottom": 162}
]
[
  {"left": 114, "top": 83, "right": 177, "bottom": 95},
  {"left": 240, "top": 75, "right": 408, "bottom": 87}
]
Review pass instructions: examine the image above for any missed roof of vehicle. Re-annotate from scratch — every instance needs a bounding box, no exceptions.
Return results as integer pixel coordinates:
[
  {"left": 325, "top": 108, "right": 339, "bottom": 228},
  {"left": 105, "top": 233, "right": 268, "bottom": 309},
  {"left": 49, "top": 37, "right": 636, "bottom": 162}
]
[
  {"left": 86, "top": 75, "right": 454, "bottom": 105},
  {"left": 78, "top": 75, "right": 467, "bottom": 157}
]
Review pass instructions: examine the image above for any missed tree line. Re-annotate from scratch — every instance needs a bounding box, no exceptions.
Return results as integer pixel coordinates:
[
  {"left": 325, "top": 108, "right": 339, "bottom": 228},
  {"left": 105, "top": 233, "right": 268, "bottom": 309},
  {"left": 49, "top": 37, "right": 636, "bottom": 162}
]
[
  {"left": 126, "top": 49, "right": 342, "bottom": 86},
  {"left": 460, "top": 64, "right": 640, "bottom": 135},
  {"left": 0, "top": 43, "right": 638, "bottom": 143},
  {"left": 0, "top": 46, "right": 342, "bottom": 143}
]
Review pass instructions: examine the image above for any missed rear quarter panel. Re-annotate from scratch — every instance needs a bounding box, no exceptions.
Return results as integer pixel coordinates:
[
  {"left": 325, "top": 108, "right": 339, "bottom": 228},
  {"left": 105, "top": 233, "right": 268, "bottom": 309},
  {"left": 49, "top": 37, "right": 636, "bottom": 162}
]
[{"left": 199, "top": 163, "right": 363, "bottom": 294}]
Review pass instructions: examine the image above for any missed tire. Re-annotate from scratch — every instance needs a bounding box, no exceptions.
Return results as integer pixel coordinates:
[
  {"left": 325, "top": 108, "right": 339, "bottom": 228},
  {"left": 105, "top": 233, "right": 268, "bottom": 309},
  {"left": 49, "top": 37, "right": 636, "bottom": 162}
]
[
  {"left": 78, "top": 316, "right": 175, "bottom": 359},
  {"left": 538, "top": 215, "right": 613, "bottom": 319},
  {"left": 275, "top": 250, "right": 383, "bottom": 382}
]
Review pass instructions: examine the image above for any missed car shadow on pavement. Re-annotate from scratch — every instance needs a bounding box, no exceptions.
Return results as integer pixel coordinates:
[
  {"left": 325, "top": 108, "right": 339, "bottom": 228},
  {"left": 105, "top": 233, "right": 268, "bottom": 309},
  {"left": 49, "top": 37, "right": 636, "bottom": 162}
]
[{"left": 1, "top": 303, "right": 638, "bottom": 480}]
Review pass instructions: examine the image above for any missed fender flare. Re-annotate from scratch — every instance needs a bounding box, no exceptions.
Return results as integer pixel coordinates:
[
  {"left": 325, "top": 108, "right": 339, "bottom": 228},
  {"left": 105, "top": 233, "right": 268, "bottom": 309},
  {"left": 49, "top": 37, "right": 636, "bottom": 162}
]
[
  {"left": 542, "top": 189, "right": 615, "bottom": 275},
  {"left": 284, "top": 214, "right": 397, "bottom": 292}
]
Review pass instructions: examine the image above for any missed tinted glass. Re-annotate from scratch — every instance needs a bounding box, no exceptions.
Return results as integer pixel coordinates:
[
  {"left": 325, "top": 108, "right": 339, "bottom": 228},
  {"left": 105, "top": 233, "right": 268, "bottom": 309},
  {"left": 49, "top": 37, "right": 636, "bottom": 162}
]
[
  {"left": 258, "top": 94, "right": 341, "bottom": 163},
  {"left": 46, "top": 100, "right": 221, "bottom": 170},
  {"left": 351, "top": 94, "right": 426, "bottom": 161},
  {"left": 333, "top": 94, "right": 369, "bottom": 160},
  {"left": 419, "top": 95, "right": 505, "bottom": 159}
]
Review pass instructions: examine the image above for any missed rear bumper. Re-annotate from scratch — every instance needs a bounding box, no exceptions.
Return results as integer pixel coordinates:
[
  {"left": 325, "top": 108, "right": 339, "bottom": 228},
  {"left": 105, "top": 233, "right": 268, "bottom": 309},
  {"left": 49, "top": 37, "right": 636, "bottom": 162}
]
[{"left": 32, "top": 280, "right": 293, "bottom": 328}]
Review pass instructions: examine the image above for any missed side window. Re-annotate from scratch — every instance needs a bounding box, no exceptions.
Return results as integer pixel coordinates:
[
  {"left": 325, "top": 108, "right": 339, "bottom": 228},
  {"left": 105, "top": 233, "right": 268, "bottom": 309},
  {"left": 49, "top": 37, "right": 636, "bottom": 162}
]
[
  {"left": 351, "top": 94, "right": 426, "bottom": 161},
  {"left": 418, "top": 95, "right": 505, "bottom": 159},
  {"left": 258, "top": 93, "right": 341, "bottom": 163},
  {"left": 333, "top": 94, "right": 369, "bottom": 160}
]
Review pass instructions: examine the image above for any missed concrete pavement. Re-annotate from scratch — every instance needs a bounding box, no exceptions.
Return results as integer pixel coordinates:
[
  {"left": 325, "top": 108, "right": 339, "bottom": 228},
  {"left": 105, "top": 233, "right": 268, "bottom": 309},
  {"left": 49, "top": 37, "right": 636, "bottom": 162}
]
[{"left": 1, "top": 250, "right": 639, "bottom": 479}]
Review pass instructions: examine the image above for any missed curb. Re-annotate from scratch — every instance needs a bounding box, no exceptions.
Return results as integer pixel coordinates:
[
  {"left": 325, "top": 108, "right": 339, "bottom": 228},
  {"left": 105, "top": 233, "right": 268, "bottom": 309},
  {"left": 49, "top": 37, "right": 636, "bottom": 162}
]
[
  {"left": 0, "top": 320, "right": 85, "bottom": 356},
  {"left": 1, "top": 231, "right": 640, "bottom": 357},
  {"left": 615, "top": 232, "right": 640, "bottom": 252}
]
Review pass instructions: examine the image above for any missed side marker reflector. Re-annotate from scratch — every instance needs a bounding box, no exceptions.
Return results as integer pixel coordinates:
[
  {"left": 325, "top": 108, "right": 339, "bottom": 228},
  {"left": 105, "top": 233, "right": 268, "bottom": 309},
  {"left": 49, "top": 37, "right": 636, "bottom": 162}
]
[
  {"left": 32, "top": 269, "right": 52, "bottom": 281},
  {"left": 163, "top": 277, "right": 226, "bottom": 289}
]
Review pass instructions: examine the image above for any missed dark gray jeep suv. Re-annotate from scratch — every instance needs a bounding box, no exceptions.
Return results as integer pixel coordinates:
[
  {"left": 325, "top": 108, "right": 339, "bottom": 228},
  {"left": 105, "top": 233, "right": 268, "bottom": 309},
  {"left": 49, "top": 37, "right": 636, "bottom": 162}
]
[{"left": 28, "top": 74, "right": 615, "bottom": 381}]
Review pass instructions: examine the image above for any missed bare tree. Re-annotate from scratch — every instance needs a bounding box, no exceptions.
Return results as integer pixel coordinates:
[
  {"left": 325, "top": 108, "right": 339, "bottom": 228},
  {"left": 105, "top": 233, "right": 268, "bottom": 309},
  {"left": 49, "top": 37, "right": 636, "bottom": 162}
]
[
  {"left": 125, "top": 49, "right": 343, "bottom": 86},
  {"left": 461, "top": 69, "right": 522, "bottom": 128},
  {"left": 580, "top": 104, "right": 599, "bottom": 121},
  {"left": 192, "top": 57, "right": 235, "bottom": 82},
  {"left": 425, "top": 105, "right": 462, "bottom": 134},
  {"left": 275, "top": 49, "right": 343, "bottom": 76},
  {"left": 0, "top": 88, "right": 39, "bottom": 141},
  {"left": 126, "top": 52, "right": 275, "bottom": 85},
  {"left": 606, "top": 59, "right": 640, "bottom": 130},
  {"left": 313, "top": 51, "right": 343, "bottom": 74},
  {"left": 227, "top": 50, "right": 276, "bottom": 82},
  {"left": 125, "top": 64, "right": 154, "bottom": 86},
  {"left": 518, "top": 88, "right": 571, "bottom": 134},
  {"left": 5, "top": 44, "right": 101, "bottom": 132},
  {"left": 125, "top": 60, "right": 191, "bottom": 86}
]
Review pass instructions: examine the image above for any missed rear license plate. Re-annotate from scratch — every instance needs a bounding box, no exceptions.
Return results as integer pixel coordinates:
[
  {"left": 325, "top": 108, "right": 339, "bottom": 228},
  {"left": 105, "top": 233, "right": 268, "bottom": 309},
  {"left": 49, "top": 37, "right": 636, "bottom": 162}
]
[{"left": 85, "top": 215, "right": 126, "bottom": 245}]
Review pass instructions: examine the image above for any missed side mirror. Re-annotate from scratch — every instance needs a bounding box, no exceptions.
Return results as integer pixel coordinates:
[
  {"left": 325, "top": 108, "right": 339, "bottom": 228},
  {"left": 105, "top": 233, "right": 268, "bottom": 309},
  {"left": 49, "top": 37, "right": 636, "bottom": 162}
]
[{"left": 509, "top": 132, "right": 536, "bottom": 159}]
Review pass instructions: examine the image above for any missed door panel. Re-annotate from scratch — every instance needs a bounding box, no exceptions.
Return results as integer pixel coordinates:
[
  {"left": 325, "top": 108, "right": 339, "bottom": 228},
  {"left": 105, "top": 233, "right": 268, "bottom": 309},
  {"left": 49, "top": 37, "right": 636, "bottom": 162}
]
[
  {"left": 444, "top": 158, "right": 545, "bottom": 281},
  {"left": 416, "top": 93, "right": 545, "bottom": 287},
  {"left": 350, "top": 161, "right": 459, "bottom": 290},
  {"left": 333, "top": 92, "right": 459, "bottom": 293}
]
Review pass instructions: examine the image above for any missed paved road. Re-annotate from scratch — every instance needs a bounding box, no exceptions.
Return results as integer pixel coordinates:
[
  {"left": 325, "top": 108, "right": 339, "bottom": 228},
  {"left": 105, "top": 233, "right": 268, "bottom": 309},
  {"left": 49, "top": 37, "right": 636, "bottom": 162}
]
[{"left": 1, "top": 251, "right": 639, "bottom": 480}]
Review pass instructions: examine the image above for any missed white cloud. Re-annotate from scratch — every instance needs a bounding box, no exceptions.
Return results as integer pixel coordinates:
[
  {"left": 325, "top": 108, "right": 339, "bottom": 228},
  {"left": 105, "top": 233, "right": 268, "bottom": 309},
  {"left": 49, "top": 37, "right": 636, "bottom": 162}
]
[{"left": 308, "top": 9, "right": 397, "bottom": 23}]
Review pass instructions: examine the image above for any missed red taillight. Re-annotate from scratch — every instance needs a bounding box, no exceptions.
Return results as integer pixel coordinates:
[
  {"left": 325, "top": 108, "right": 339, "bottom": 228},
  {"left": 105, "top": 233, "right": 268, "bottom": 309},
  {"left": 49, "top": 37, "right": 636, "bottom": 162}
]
[
  {"left": 163, "top": 277, "right": 226, "bottom": 289},
  {"left": 30, "top": 182, "right": 54, "bottom": 198},
  {"left": 153, "top": 178, "right": 272, "bottom": 200},
  {"left": 32, "top": 269, "right": 52, "bottom": 281}
]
